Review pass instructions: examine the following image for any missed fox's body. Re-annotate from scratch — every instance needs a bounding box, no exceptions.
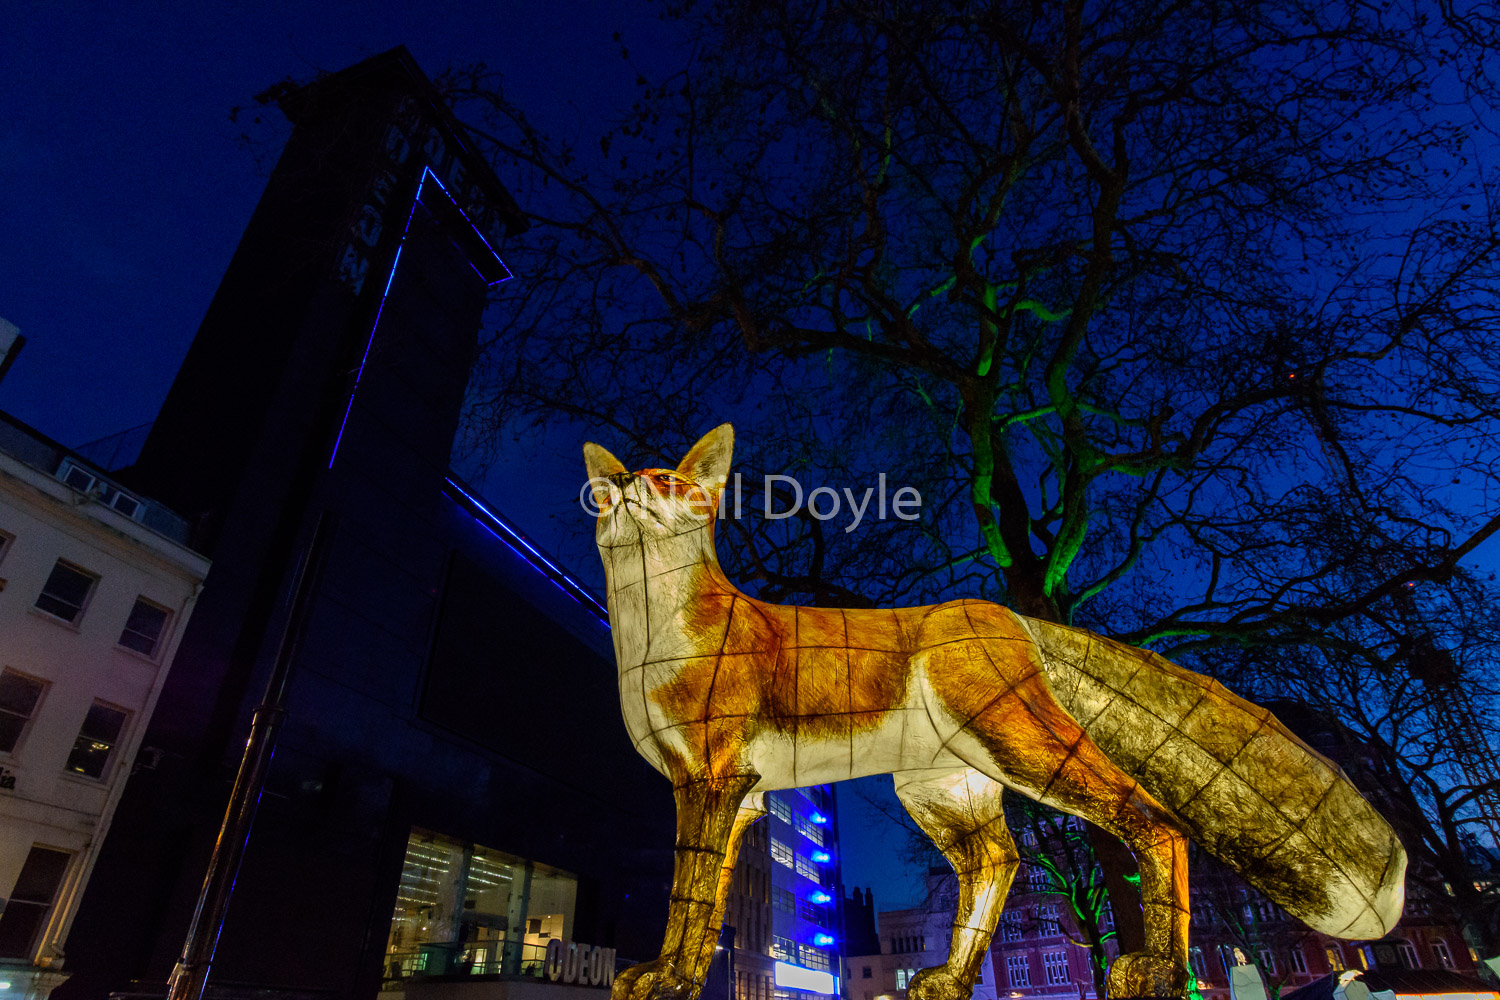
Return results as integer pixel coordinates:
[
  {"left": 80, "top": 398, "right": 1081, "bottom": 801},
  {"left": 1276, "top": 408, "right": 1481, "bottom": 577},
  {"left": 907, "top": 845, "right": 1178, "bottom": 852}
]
[{"left": 588, "top": 426, "right": 1406, "bottom": 1000}]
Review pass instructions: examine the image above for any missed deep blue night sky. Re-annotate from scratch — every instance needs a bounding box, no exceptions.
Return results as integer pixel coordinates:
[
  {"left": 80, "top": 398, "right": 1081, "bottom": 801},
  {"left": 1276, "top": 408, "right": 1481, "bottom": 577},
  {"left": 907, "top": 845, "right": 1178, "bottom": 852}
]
[
  {"left": 0, "top": 1, "right": 664, "bottom": 446},
  {"left": 0, "top": 0, "right": 920, "bottom": 913}
]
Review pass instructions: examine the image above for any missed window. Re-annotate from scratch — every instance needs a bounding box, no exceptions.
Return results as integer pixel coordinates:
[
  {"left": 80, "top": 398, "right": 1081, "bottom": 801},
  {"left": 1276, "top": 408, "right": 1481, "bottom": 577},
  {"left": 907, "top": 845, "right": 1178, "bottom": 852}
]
[
  {"left": 769, "top": 796, "right": 792, "bottom": 823},
  {"left": 1007, "top": 955, "right": 1031, "bottom": 988},
  {"left": 0, "top": 529, "right": 12, "bottom": 565},
  {"left": 1029, "top": 868, "right": 1052, "bottom": 892},
  {"left": 57, "top": 460, "right": 143, "bottom": 520},
  {"left": 35, "top": 560, "right": 98, "bottom": 623},
  {"left": 1099, "top": 904, "right": 1115, "bottom": 931},
  {"left": 383, "top": 829, "right": 577, "bottom": 984},
  {"left": 0, "top": 669, "right": 46, "bottom": 754},
  {"left": 1190, "top": 947, "right": 1207, "bottom": 979},
  {"left": 795, "top": 853, "right": 820, "bottom": 881},
  {"left": 1044, "top": 951, "right": 1070, "bottom": 985},
  {"left": 775, "top": 886, "right": 796, "bottom": 913},
  {"left": 800, "top": 945, "right": 829, "bottom": 971},
  {"left": 1001, "top": 914, "right": 1023, "bottom": 942},
  {"left": 1289, "top": 948, "right": 1308, "bottom": 975},
  {"left": 1396, "top": 940, "right": 1419, "bottom": 970},
  {"left": 772, "top": 935, "right": 794, "bottom": 961},
  {"left": 1433, "top": 941, "right": 1454, "bottom": 970},
  {"left": 896, "top": 969, "right": 910, "bottom": 990},
  {"left": 0, "top": 846, "right": 71, "bottom": 958},
  {"left": 1038, "top": 904, "right": 1061, "bottom": 935},
  {"left": 862, "top": 967, "right": 872, "bottom": 979},
  {"left": 800, "top": 897, "right": 827, "bottom": 925},
  {"left": 65, "top": 701, "right": 128, "bottom": 779},
  {"left": 118, "top": 596, "right": 172, "bottom": 657},
  {"left": 795, "top": 812, "right": 826, "bottom": 845},
  {"left": 1245, "top": 898, "right": 1276, "bottom": 923},
  {"left": 1257, "top": 950, "right": 1276, "bottom": 975},
  {"left": 772, "top": 837, "right": 794, "bottom": 869},
  {"left": 1325, "top": 946, "right": 1345, "bottom": 972}
]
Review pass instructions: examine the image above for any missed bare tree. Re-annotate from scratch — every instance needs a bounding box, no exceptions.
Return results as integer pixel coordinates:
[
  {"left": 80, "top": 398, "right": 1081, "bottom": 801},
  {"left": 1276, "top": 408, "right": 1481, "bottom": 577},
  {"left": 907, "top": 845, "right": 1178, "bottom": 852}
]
[
  {"left": 435, "top": 0, "right": 1500, "bottom": 957},
  {"left": 1212, "top": 572, "right": 1500, "bottom": 960}
]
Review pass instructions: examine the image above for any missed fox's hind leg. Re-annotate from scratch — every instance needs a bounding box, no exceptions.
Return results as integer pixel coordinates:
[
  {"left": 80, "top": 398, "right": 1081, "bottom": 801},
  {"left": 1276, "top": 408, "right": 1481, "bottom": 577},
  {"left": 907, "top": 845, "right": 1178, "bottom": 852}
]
[
  {"left": 918, "top": 617, "right": 1190, "bottom": 997},
  {"left": 894, "top": 767, "right": 1019, "bottom": 1000}
]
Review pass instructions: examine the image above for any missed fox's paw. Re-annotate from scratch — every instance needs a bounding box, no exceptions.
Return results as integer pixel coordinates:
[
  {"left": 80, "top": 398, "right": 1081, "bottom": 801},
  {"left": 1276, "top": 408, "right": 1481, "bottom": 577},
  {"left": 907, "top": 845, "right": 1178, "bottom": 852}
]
[
  {"left": 907, "top": 967, "right": 972, "bottom": 1000},
  {"left": 1105, "top": 952, "right": 1188, "bottom": 998},
  {"left": 611, "top": 959, "right": 696, "bottom": 1000}
]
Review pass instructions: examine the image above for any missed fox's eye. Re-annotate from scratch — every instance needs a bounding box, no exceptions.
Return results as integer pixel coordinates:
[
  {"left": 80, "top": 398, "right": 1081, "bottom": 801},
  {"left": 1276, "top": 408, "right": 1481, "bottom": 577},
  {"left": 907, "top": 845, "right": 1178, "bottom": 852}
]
[{"left": 659, "top": 473, "right": 684, "bottom": 484}]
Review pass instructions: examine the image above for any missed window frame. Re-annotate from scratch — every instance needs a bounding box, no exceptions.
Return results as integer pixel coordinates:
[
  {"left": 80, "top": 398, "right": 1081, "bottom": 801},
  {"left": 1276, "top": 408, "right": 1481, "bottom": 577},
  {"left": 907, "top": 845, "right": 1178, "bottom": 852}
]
[
  {"left": 1044, "top": 950, "right": 1070, "bottom": 985},
  {"left": 117, "top": 595, "right": 173, "bottom": 659},
  {"left": 1006, "top": 954, "right": 1031, "bottom": 988},
  {"left": 63, "top": 699, "right": 131, "bottom": 781},
  {"left": 34, "top": 559, "right": 100, "bottom": 625},
  {"left": 0, "top": 668, "right": 49, "bottom": 756},
  {"left": 794, "top": 812, "right": 826, "bottom": 845},
  {"left": 0, "top": 529, "right": 13, "bottom": 566},
  {"left": 1433, "top": 941, "right": 1454, "bottom": 970},
  {"left": 0, "top": 844, "right": 73, "bottom": 959}
]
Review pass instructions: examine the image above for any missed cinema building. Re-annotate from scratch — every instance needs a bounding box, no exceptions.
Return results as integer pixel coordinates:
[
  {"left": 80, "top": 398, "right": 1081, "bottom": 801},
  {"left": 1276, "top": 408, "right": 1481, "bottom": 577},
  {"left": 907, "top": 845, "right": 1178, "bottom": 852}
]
[{"left": 50, "top": 49, "right": 676, "bottom": 998}]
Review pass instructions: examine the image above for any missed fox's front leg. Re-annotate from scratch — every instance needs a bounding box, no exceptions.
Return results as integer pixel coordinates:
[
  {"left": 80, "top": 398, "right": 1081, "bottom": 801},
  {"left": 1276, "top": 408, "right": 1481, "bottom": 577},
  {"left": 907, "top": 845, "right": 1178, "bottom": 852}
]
[{"left": 613, "top": 774, "right": 762, "bottom": 1000}]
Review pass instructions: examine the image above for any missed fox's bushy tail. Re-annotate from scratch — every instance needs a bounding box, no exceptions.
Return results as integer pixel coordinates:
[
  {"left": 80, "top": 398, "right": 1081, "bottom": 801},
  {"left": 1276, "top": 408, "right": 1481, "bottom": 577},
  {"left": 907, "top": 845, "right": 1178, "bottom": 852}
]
[{"left": 1025, "top": 617, "right": 1405, "bottom": 939}]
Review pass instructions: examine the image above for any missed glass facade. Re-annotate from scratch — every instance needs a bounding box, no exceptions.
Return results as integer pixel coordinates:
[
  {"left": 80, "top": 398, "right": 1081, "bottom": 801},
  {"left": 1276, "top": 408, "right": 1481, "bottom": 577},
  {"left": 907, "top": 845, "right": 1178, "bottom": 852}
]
[
  {"left": 730, "top": 786, "right": 842, "bottom": 1000},
  {"left": 383, "top": 829, "right": 577, "bottom": 987}
]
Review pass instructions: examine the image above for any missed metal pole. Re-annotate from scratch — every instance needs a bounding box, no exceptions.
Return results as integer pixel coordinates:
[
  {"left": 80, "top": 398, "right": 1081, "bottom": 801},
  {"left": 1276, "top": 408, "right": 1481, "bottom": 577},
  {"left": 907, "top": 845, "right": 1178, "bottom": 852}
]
[{"left": 167, "top": 513, "right": 337, "bottom": 1000}]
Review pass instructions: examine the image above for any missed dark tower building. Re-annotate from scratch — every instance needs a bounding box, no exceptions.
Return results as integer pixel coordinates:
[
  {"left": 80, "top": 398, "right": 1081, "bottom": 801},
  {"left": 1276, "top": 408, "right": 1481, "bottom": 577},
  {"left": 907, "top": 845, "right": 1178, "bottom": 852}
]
[
  {"left": 56, "top": 48, "right": 672, "bottom": 998},
  {"left": 841, "top": 888, "right": 880, "bottom": 959}
]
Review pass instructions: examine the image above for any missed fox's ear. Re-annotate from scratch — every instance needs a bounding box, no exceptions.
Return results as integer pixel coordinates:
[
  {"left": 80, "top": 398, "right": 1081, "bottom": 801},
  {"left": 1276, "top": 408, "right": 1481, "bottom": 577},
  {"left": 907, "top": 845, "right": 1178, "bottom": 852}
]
[
  {"left": 677, "top": 423, "right": 734, "bottom": 494},
  {"left": 583, "top": 441, "right": 627, "bottom": 485}
]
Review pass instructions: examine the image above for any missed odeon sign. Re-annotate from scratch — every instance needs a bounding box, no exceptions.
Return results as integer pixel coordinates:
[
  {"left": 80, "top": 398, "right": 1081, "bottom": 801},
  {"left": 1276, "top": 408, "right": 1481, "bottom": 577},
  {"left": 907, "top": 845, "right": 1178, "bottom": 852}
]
[{"left": 543, "top": 939, "right": 618, "bottom": 988}]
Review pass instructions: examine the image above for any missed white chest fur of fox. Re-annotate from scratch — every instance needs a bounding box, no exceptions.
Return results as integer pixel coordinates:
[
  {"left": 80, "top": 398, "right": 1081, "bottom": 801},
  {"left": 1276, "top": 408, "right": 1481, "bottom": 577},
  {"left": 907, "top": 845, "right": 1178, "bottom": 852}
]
[{"left": 586, "top": 424, "right": 1406, "bottom": 1000}]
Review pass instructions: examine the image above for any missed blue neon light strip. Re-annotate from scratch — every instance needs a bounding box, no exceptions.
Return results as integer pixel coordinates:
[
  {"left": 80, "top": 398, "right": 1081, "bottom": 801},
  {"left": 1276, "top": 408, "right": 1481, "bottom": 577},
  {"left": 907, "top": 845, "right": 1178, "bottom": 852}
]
[
  {"left": 329, "top": 165, "right": 512, "bottom": 469},
  {"left": 443, "top": 474, "right": 610, "bottom": 624}
]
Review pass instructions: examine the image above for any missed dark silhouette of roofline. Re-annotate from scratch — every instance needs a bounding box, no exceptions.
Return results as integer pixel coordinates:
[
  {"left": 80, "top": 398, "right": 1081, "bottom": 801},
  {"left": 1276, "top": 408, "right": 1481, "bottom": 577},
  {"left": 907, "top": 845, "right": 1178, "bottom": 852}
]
[{"left": 269, "top": 45, "right": 528, "bottom": 237}]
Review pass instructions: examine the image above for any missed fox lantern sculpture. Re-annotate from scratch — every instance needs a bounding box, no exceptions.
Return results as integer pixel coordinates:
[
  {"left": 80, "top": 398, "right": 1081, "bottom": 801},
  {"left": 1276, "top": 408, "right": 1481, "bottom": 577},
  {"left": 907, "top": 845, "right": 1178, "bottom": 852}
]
[{"left": 584, "top": 424, "right": 1405, "bottom": 1000}]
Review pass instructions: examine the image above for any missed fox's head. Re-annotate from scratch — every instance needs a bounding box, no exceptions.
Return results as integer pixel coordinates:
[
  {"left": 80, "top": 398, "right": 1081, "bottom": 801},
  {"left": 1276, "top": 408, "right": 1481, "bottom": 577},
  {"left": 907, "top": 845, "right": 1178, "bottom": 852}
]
[{"left": 582, "top": 423, "right": 734, "bottom": 548}]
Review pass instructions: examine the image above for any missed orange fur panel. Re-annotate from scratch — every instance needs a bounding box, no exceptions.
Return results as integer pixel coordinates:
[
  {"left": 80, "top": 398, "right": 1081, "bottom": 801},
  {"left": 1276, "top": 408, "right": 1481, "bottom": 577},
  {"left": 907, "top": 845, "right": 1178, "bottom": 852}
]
[{"left": 655, "top": 592, "right": 917, "bottom": 747}]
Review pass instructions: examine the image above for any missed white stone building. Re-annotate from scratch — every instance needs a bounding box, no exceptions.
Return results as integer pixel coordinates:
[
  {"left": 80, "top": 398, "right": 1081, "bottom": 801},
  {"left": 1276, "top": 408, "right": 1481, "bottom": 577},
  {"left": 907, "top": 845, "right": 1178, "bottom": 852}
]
[{"left": 0, "top": 412, "right": 208, "bottom": 994}]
